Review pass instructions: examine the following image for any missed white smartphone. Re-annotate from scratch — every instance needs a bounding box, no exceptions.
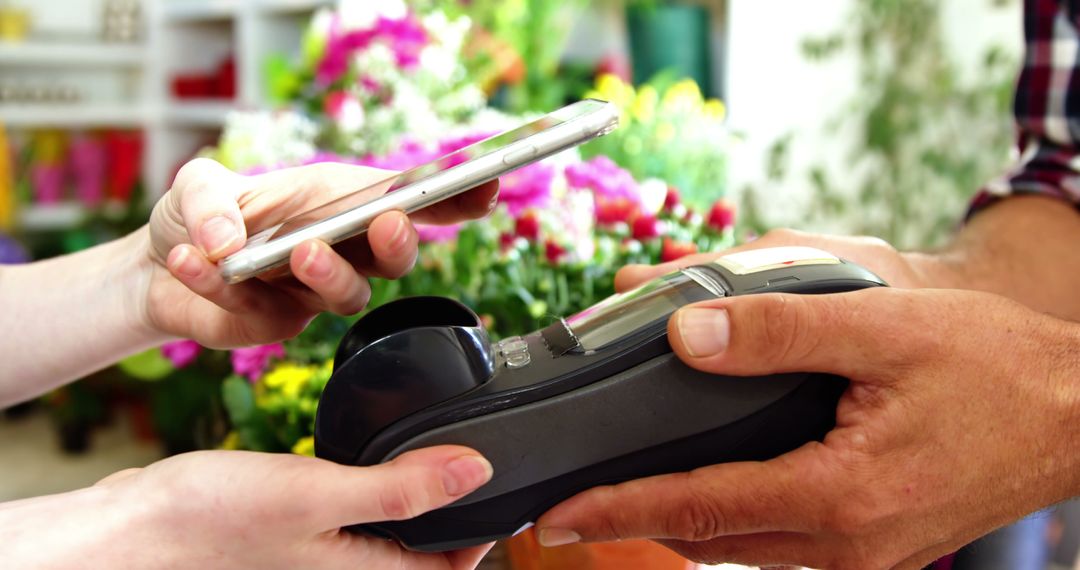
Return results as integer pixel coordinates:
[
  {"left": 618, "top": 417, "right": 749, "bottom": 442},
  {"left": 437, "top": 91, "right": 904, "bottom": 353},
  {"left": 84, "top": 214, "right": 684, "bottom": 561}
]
[{"left": 219, "top": 99, "right": 620, "bottom": 284}]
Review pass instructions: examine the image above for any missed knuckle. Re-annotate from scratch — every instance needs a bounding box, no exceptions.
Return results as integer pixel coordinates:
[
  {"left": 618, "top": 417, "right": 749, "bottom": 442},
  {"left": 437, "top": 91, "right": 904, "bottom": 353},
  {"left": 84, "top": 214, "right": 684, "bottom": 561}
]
[
  {"left": 377, "top": 479, "right": 424, "bottom": 521},
  {"left": 755, "top": 296, "right": 820, "bottom": 365},
  {"left": 820, "top": 500, "right": 874, "bottom": 536},
  {"left": 174, "top": 158, "right": 221, "bottom": 187},
  {"left": 859, "top": 235, "right": 896, "bottom": 253},
  {"left": 761, "top": 228, "right": 800, "bottom": 243},
  {"left": 666, "top": 480, "right": 726, "bottom": 541},
  {"left": 670, "top": 502, "right": 723, "bottom": 542}
]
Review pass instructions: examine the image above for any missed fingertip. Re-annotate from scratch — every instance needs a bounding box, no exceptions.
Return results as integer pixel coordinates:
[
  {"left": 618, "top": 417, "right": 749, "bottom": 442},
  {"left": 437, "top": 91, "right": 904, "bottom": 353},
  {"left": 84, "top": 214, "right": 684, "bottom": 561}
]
[
  {"left": 367, "top": 211, "right": 419, "bottom": 279},
  {"left": 442, "top": 454, "right": 494, "bottom": 496},
  {"left": 168, "top": 244, "right": 208, "bottom": 281},
  {"left": 469, "top": 179, "right": 501, "bottom": 218},
  {"left": 293, "top": 240, "right": 334, "bottom": 281},
  {"left": 613, "top": 264, "right": 657, "bottom": 292},
  {"left": 198, "top": 215, "right": 246, "bottom": 261},
  {"left": 291, "top": 240, "right": 372, "bottom": 315},
  {"left": 369, "top": 210, "right": 415, "bottom": 256}
]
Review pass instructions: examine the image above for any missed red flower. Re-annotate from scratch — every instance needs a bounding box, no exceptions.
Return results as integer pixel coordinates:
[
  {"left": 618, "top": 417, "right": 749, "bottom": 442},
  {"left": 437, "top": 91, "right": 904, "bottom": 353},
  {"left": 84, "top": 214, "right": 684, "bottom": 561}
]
[
  {"left": 595, "top": 196, "right": 639, "bottom": 225},
  {"left": 631, "top": 214, "right": 661, "bottom": 240},
  {"left": 545, "top": 240, "right": 567, "bottom": 264},
  {"left": 661, "top": 238, "right": 698, "bottom": 263},
  {"left": 663, "top": 186, "right": 681, "bottom": 211},
  {"left": 499, "top": 232, "right": 516, "bottom": 250},
  {"left": 707, "top": 199, "right": 737, "bottom": 232},
  {"left": 515, "top": 212, "right": 541, "bottom": 241}
]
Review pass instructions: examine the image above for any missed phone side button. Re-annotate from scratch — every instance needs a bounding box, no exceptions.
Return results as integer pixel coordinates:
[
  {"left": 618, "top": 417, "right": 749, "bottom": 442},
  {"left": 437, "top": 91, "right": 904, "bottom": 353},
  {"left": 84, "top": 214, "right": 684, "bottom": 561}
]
[{"left": 502, "top": 145, "right": 539, "bottom": 166}]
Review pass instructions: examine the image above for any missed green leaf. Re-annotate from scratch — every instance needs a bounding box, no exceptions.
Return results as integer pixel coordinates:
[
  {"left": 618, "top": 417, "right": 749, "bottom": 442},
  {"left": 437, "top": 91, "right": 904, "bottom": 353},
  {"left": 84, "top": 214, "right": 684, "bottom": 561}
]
[
  {"left": 222, "top": 376, "right": 255, "bottom": 424},
  {"left": 117, "top": 348, "right": 174, "bottom": 381}
]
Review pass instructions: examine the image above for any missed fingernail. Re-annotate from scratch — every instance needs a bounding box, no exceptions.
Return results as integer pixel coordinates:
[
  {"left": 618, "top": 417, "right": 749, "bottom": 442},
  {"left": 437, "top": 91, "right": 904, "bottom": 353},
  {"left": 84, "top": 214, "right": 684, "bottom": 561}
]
[
  {"left": 389, "top": 214, "right": 410, "bottom": 252},
  {"left": 200, "top": 216, "right": 240, "bottom": 257},
  {"left": 442, "top": 455, "right": 493, "bottom": 496},
  {"left": 487, "top": 192, "right": 500, "bottom": 212},
  {"left": 538, "top": 528, "right": 581, "bottom": 548},
  {"left": 676, "top": 307, "right": 730, "bottom": 358},
  {"left": 299, "top": 241, "right": 333, "bottom": 280},
  {"left": 168, "top": 246, "right": 201, "bottom": 279}
]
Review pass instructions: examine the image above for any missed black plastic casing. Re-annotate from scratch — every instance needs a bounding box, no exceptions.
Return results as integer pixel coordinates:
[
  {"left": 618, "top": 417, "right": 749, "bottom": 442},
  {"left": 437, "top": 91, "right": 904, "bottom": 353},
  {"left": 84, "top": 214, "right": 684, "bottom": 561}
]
[{"left": 315, "top": 259, "right": 887, "bottom": 552}]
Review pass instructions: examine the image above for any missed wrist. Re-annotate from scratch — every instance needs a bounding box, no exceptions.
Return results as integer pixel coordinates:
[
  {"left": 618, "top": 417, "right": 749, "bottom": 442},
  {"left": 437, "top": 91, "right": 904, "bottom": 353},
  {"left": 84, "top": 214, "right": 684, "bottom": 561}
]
[
  {"left": 110, "top": 225, "right": 173, "bottom": 345},
  {"left": 0, "top": 484, "right": 154, "bottom": 568}
]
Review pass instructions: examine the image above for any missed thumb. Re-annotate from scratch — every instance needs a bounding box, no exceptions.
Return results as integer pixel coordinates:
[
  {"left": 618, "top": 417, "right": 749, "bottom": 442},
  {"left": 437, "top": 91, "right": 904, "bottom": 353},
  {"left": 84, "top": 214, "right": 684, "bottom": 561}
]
[
  {"left": 536, "top": 445, "right": 828, "bottom": 545},
  {"left": 669, "top": 288, "right": 918, "bottom": 381},
  {"left": 312, "top": 445, "right": 494, "bottom": 529},
  {"left": 170, "top": 158, "right": 248, "bottom": 261}
]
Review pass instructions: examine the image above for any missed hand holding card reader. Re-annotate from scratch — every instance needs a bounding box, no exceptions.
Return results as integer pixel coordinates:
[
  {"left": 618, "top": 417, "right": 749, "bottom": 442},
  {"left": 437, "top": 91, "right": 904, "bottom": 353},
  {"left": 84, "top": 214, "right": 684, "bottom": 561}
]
[{"left": 314, "top": 247, "right": 887, "bottom": 552}]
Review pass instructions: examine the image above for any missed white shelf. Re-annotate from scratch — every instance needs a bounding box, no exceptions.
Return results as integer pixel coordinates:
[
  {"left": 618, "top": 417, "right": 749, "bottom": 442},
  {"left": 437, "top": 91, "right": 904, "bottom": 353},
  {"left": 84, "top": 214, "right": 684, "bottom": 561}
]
[
  {"left": 162, "top": 0, "right": 240, "bottom": 22},
  {"left": 257, "top": 0, "right": 333, "bottom": 14},
  {"left": 0, "top": 42, "right": 146, "bottom": 67},
  {"left": 0, "top": 104, "right": 147, "bottom": 128},
  {"left": 166, "top": 99, "right": 236, "bottom": 127},
  {"left": 19, "top": 203, "right": 88, "bottom": 231}
]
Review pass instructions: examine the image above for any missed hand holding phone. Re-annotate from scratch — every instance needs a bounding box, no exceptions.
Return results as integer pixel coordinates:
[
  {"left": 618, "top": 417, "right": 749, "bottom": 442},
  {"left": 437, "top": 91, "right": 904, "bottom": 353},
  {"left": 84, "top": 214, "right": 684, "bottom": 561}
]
[{"left": 218, "top": 99, "right": 620, "bottom": 283}]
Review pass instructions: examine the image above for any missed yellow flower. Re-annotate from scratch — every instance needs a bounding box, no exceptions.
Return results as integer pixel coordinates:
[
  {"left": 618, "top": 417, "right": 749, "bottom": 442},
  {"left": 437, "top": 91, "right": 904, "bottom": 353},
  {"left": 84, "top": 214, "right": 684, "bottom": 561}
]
[
  {"left": 292, "top": 436, "right": 315, "bottom": 457},
  {"left": 596, "top": 73, "right": 633, "bottom": 104},
  {"left": 219, "top": 431, "right": 241, "bottom": 450},
  {"left": 662, "top": 79, "right": 704, "bottom": 114},
  {"left": 632, "top": 85, "right": 658, "bottom": 123},
  {"left": 703, "top": 99, "right": 727, "bottom": 121},
  {"left": 263, "top": 363, "right": 317, "bottom": 399},
  {"left": 593, "top": 74, "right": 636, "bottom": 126}
]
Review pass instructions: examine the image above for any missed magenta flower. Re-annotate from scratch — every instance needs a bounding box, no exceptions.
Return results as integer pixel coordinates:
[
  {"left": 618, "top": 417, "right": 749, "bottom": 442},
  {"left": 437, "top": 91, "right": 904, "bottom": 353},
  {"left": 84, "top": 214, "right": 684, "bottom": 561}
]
[
  {"left": 316, "top": 13, "right": 428, "bottom": 86},
  {"left": 358, "top": 139, "right": 438, "bottom": 171},
  {"left": 565, "top": 156, "right": 639, "bottom": 200},
  {"left": 564, "top": 156, "right": 643, "bottom": 224},
  {"left": 161, "top": 340, "right": 202, "bottom": 369},
  {"left": 231, "top": 343, "right": 286, "bottom": 383},
  {"left": 498, "top": 162, "right": 555, "bottom": 216},
  {"left": 416, "top": 223, "right": 464, "bottom": 243}
]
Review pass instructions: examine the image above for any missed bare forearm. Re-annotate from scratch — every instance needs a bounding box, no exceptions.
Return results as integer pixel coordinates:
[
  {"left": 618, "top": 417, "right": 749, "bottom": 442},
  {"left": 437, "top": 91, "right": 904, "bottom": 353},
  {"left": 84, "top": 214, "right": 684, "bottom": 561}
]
[
  {"left": 910, "top": 195, "right": 1080, "bottom": 320},
  {"left": 0, "top": 227, "right": 170, "bottom": 406}
]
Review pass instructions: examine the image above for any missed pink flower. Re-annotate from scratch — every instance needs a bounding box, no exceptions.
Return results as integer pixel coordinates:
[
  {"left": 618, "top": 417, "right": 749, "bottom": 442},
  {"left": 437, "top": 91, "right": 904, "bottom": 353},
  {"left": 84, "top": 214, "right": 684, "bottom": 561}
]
[
  {"left": 565, "top": 157, "right": 643, "bottom": 225},
  {"left": 416, "top": 223, "right": 463, "bottom": 243},
  {"left": 358, "top": 139, "right": 438, "bottom": 171},
  {"left": 316, "top": 13, "right": 428, "bottom": 86},
  {"left": 498, "top": 162, "right": 555, "bottom": 216},
  {"left": 161, "top": 340, "right": 201, "bottom": 369},
  {"left": 231, "top": 344, "right": 286, "bottom": 383}
]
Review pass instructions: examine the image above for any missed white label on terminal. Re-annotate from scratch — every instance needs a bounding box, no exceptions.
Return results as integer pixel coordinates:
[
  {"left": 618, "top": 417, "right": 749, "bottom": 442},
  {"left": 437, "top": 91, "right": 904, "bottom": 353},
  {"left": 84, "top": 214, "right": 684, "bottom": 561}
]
[{"left": 714, "top": 246, "right": 841, "bottom": 275}]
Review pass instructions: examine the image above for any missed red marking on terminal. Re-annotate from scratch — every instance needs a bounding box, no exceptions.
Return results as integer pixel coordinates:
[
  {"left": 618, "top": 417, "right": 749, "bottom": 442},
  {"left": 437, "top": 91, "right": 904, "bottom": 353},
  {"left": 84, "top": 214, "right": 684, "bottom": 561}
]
[{"left": 782, "top": 260, "right": 796, "bottom": 265}]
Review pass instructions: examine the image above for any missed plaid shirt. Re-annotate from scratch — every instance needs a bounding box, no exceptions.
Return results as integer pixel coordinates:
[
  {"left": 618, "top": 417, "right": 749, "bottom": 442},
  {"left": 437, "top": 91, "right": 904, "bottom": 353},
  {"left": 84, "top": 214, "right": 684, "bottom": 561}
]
[{"left": 972, "top": 0, "right": 1080, "bottom": 212}]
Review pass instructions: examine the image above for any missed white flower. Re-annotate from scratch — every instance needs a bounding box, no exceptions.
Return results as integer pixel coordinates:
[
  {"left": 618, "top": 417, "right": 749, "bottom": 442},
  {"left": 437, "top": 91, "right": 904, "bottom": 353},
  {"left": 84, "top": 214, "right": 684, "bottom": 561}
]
[
  {"left": 336, "top": 0, "right": 406, "bottom": 31},
  {"left": 336, "top": 96, "right": 365, "bottom": 133},
  {"left": 217, "top": 110, "right": 318, "bottom": 171},
  {"left": 638, "top": 178, "right": 669, "bottom": 216}
]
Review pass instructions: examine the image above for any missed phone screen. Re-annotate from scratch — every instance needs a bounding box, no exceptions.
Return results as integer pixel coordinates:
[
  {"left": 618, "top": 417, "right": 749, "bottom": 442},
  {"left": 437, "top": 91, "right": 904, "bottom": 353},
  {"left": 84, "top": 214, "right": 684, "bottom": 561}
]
[{"left": 266, "top": 106, "right": 590, "bottom": 242}]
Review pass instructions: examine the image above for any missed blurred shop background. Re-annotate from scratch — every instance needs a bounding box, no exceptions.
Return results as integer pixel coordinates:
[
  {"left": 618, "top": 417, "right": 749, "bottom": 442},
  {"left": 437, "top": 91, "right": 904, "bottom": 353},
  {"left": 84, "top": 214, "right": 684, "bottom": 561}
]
[{"left": 0, "top": 0, "right": 1076, "bottom": 568}]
